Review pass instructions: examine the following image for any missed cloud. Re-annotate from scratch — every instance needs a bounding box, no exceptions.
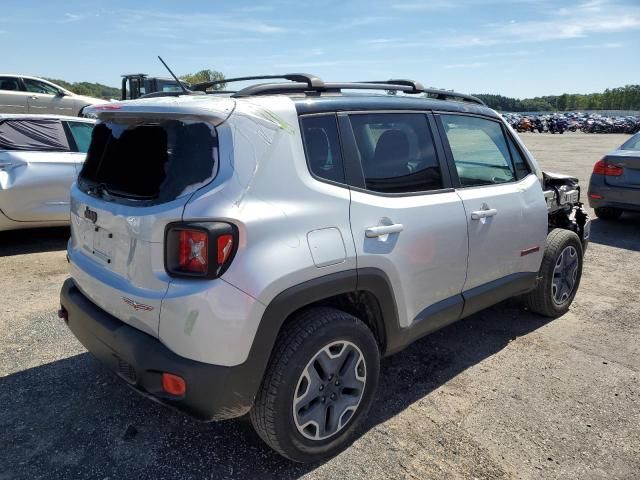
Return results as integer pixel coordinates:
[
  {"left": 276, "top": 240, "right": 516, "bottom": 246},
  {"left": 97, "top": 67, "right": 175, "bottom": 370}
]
[
  {"left": 440, "top": 0, "right": 640, "bottom": 47},
  {"left": 392, "top": 1, "right": 457, "bottom": 11},
  {"left": 568, "top": 42, "right": 624, "bottom": 49},
  {"left": 444, "top": 62, "right": 489, "bottom": 69},
  {"left": 116, "top": 10, "right": 286, "bottom": 38},
  {"left": 62, "top": 13, "right": 85, "bottom": 23}
]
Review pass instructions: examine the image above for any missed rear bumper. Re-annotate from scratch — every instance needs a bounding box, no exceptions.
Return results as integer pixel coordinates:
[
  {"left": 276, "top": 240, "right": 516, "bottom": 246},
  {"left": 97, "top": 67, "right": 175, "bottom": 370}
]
[
  {"left": 60, "top": 278, "right": 257, "bottom": 421},
  {"left": 588, "top": 177, "right": 640, "bottom": 211}
]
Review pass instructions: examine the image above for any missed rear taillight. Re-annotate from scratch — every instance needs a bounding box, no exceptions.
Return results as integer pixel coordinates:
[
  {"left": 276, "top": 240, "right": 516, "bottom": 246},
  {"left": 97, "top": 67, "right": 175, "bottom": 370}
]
[
  {"left": 178, "top": 230, "right": 208, "bottom": 274},
  {"left": 593, "top": 159, "right": 623, "bottom": 176},
  {"left": 165, "top": 222, "right": 238, "bottom": 279}
]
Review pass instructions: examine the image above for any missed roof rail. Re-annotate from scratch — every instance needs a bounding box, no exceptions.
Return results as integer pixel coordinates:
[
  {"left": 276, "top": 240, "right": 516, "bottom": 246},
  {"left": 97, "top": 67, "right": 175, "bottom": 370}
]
[
  {"left": 422, "top": 88, "right": 486, "bottom": 106},
  {"left": 191, "top": 73, "right": 324, "bottom": 92},
  {"left": 233, "top": 81, "right": 427, "bottom": 97},
  {"left": 359, "top": 79, "right": 425, "bottom": 94},
  {"left": 186, "top": 72, "right": 485, "bottom": 106}
]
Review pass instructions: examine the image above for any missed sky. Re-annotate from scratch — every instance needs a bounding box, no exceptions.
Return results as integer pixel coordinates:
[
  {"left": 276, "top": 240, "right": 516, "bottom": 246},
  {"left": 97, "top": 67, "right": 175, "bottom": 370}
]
[{"left": 1, "top": 0, "right": 639, "bottom": 98}]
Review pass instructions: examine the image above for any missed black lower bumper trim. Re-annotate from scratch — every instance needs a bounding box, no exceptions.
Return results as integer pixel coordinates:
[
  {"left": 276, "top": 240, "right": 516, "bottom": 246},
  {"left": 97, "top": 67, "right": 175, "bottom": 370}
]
[{"left": 60, "top": 278, "right": 256, "bottom": 421}]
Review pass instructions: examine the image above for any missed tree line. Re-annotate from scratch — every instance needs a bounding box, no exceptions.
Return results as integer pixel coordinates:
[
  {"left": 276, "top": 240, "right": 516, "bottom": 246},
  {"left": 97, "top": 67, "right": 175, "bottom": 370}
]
[
  {"left": 473, "top": 85, "right": 640, "bottom": 112},
  {"left": 45, "top": 78, "right": 121, "bottom": 99},
  {"left": 44, "top": 73, "right": 640, "bottom": 112}
]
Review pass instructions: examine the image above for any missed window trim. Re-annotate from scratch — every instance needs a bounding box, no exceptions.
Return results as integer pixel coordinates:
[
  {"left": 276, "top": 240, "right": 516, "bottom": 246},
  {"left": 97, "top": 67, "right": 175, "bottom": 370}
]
[
  {"left": 503, "top": 129, "right": 533, "bottom": 180},
  {"left": 434, "top": 111, "right": 529, "bottom": 189},
  {"left": 298, "top": 112, "right": 349, "bottom": 189},
  {"left": 338, "top": 110, "right": 454, "bottom": 198}
]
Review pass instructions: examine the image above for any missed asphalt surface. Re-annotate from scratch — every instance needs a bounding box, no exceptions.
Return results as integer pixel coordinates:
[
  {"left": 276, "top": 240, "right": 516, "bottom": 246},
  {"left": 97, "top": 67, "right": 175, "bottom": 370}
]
[{"left": 0, "top": 133, "right": 638, "bottom": 479}]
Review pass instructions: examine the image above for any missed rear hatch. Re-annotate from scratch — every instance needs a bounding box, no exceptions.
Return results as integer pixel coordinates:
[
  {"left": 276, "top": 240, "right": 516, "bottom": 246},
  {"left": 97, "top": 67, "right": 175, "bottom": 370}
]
[
  {"left": 69, "top": 102, "right": 231, "bottom": 337},
  {"left": 604, "top": 150, "right": 640, "bottom": 189}
]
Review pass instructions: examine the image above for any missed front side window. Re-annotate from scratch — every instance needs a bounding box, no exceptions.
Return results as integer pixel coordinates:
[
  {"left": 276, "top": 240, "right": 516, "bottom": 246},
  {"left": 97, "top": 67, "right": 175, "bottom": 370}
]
[
  {"left": 441, "top": 115, "right": 516, "bottom": 187},
  {"left": 0, "top": 76, "right": 21, "bottom": 92},
  {"left": 349, "top": 113, "right": 442, "bottom": 193},
  {"left": 66, "top": 121, "right": 94, "bottom": 153},
  {"left": 300, "top": 115, "right": 345, "bottom": 184},
  {"left": 23, "top": 79, "right": 60, "bottom": 95}
]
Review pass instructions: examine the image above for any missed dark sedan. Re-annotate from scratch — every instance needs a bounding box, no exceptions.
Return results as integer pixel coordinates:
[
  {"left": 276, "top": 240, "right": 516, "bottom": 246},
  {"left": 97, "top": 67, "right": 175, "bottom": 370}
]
[{"left": 588, "top": 132, "right": 640, "bottom": 220}]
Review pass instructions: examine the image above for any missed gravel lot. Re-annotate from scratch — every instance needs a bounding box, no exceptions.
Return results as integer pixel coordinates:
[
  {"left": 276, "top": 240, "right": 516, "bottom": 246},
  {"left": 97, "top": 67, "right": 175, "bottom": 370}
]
[{"left": 1, "top": 133, "right": 638, "bottom": 480}]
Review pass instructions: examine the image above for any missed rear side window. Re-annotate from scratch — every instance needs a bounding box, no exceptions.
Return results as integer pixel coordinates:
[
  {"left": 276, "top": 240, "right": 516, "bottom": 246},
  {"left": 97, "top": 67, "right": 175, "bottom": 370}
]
[
  {"left": 80, "top": 119, "right": 218, "bottom": 203},
  {"left": 300, "top": 115, "right": 345, "bottom": 184},
  {"left": 0, "top": 76, "right": 21, "bottom": 91},
  {"left": 441, "top": 115, "right": 516, "bottom": 187},
  {"left": 349, "top": 113, "right": 442, "bottom": 194},
  {"left": 621, "top": 133, "right": 640, "bottom": 151},
  {"left": 0, "top": 118, "right": 70, "bottom": 152},
  {"left": 66, "top": 121, "right": 94, "bottom": 153}
]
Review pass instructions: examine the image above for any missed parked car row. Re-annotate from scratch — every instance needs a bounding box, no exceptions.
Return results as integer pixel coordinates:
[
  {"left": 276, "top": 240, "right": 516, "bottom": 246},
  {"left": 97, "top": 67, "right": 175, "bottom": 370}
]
[
  {"left": 0, "top": 74, "right": 107, "bottom": 117},
  {"left": 503, "top": 112, "right": 640, "bottom": 134}
]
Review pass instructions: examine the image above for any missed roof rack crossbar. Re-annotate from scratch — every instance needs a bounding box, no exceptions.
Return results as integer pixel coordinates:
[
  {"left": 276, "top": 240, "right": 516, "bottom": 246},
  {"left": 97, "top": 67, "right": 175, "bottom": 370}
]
[
  {"left": 192, "top": 73, "right": 324, "bottom": 92},
  {"left": 422, "top": 88, "right": 486, "bottom": 106}
]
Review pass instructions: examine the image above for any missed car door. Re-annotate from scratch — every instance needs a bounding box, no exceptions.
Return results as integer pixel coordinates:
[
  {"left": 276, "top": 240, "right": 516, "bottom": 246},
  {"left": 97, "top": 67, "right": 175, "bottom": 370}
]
[
  {"left": 23, "top": 78, "right": 75, "bottom": 116},
  {"left": 343, "top": 112, "right": 469, "bottom": 330},
  {"left": 0, "top": 118, "right": 77, "bottom": 222},
  {"left": 436, "top": 113, "right": 547, "bottom": 307},
  {"left": 0, "top": 76, "right": 29, "bottom": 114}
]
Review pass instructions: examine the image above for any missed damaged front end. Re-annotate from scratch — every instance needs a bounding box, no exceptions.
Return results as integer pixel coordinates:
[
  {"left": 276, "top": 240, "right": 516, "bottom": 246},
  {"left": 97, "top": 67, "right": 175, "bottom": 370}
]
[{"left": 543, "top": 171, "right": 591, "bottom": 248}]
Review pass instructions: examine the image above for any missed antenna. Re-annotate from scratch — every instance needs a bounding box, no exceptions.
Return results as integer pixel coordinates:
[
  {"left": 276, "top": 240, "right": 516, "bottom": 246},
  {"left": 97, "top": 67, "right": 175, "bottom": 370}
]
[{"left": 157, "top": 56, "right": 190, "bottom": 95}]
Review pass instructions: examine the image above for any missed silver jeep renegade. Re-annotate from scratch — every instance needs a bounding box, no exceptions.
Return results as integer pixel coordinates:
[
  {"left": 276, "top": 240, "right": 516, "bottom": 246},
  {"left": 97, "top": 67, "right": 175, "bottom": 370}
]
[{"left": 59, "top": 75, "right": 590, "bottom": 462}]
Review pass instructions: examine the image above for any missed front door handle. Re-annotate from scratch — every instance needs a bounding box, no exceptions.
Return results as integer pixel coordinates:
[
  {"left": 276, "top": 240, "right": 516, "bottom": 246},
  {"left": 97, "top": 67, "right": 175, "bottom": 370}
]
[
  {"left": 471, "top": 208, "right": 498, "bottom": 220},
  {"left": 365, "top": 224, "right": 404, "bottom": 238}
]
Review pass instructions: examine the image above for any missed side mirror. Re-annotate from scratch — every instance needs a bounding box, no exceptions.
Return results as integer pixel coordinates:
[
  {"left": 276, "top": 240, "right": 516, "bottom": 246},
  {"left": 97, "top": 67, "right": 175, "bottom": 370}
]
[{"left": 57, "top": 90, "right": 68, "bottom": 97}]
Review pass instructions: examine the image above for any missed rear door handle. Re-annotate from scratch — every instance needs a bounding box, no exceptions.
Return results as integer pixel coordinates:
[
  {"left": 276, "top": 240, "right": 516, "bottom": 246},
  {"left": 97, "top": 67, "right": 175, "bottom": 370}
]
[
  {"left": 470, "top": 208, "right": 498, "bottom": 220},
  {"left": 365, "top": 224, "right": 404, "bottom": 238}
]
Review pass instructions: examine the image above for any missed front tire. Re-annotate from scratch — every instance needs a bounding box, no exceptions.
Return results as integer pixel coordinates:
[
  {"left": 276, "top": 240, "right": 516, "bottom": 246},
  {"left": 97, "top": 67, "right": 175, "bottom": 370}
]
[
  {"left": 250, "top": 307, "right": 380, "bottom": 463},
  {"left": 594, "top": 207, "right": 623, "bottom": 221},
  {"left": 523, "top": 229, "right": 584, "bottom": 318}
]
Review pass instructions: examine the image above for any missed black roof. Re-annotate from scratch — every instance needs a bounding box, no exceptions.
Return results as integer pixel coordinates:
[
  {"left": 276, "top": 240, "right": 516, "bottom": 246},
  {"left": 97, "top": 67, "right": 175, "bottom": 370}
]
[{"left": 292, "top": 93, "right": 498, "bottom": 118}]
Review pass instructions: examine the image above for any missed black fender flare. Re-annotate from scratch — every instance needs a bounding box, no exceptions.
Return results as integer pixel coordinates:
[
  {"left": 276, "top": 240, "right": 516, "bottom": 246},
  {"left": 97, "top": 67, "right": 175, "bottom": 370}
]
[{"left": 240, "top": 268, "right": 400, "bottom": 402}]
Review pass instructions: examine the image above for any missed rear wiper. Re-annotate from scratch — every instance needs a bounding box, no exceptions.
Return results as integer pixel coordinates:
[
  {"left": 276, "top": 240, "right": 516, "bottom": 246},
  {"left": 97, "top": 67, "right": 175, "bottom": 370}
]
[{"left": 87, "top": 182, "right": 157, "bottom": 200}]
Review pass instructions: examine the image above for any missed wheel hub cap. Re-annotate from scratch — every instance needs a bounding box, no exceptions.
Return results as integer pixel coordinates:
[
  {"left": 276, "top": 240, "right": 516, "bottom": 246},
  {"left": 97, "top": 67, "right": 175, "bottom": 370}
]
[
  {"left": 552, "top": 245, "right": 579, "bottom": 305},
  {"left": 293, "top": 340, "right": 366, "bottom": 441}
]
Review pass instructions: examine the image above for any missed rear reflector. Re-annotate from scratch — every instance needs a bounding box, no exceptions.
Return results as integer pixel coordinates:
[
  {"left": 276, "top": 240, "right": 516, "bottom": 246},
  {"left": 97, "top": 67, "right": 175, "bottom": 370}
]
[
  {"left": 162, "top": 373, "right": 186, "bottom": 396},
  {"left": 217, "top": 234, "right": 234, "bottom": 265},
  {"left": 593, "top": 159, "right": 623, "bottom": 176},
  {"left": 589, "top": 193, "right": 604, "bottom": 199}
]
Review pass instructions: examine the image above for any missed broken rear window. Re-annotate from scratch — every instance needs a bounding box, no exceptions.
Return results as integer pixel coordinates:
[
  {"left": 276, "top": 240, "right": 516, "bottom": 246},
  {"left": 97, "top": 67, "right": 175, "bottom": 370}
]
[{"left": 79, "top": 119, "right": 218, "bottom": 203}]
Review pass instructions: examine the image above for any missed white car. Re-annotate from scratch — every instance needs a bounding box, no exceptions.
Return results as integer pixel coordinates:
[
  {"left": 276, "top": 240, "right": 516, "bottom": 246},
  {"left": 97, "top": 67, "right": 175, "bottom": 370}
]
[
  {"left": 0, "top": 114, "right": 95, "bottom": 231},
  {"left": 59, "top": 75, "right": 590, "bottom": 462},
  {"left": 0, "top": 75, "right": 108, "bottom": 117}
]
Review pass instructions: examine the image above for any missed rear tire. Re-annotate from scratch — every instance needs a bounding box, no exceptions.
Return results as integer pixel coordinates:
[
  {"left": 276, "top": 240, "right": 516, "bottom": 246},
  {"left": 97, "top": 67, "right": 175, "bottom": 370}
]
[
  {"left": 250, "top": 307, "right": 380, "bottom": 463},
  {"left": 523, "top": 229, "right": 583, "bottom": 318},
  {"left": 594, "top": 207, "right": 623, "bottom": 221}
]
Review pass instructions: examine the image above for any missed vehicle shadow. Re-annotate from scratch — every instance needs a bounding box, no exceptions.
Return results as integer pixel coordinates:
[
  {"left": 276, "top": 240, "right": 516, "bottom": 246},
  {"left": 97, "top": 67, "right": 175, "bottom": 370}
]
[
  {"left": 0, "top": 227, "right": 69, "bottom": 257},
  {"left": 0, "top": 300, "right": 551, "bottom": 480},
  {"left": 589, "top": 213, "right": 640, "bottom": 252}
]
